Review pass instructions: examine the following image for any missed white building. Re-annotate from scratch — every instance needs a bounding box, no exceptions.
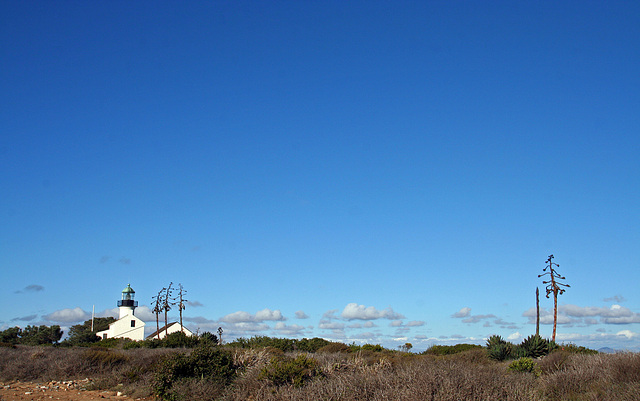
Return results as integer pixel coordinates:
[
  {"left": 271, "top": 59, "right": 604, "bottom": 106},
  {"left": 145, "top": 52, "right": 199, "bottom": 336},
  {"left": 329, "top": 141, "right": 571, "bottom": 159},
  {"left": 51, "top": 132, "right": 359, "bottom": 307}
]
[
  {"left": 146, "top": 322, "right": 194, "bottom": 340},
  {"left": 96, "top": 284, "right": 146, "bottom": 341}
]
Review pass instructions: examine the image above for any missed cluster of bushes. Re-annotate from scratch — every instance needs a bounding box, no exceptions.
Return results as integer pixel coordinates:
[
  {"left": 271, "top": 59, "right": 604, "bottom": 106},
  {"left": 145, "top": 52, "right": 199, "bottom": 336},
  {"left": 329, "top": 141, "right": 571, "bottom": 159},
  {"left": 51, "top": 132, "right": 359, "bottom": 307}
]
[
  {"left": 0, "top": 325, "right": 63, "bottom": 346},
  {"left": 486, "top": 334, "right": 599, "bottom": 364},
  {"left": 153, "top": 344, "right": 235, "bottom": 400},
  {"left": 486, "top": 334, "right": 559, "bottom": 361},
  {"left": 228, "top": 336, "right": 395, "bottom": 354},
  {"left": 86, "top": 331, "right": 218, "bottom": 350},
  {"left": 229, "top": 336, "right": 350, "bottom": 353},
  {"left": 422, "top": 343, "right": 483, "bottom": 356}
]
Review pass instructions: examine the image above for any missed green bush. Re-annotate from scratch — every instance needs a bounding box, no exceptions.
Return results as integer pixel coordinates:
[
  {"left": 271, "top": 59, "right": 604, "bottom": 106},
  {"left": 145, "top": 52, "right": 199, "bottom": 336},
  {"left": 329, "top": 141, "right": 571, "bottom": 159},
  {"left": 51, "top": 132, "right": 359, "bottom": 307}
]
[
  {"left": 123, "top": 340, "right": 142, "bottom": 349},
  {"left": 486, "top": 335, "right": 559, "bottom": 361},
  {"left": 317, "top": 342, "right": 350, "bottom": 353},
  {"left": 295, "top": 337, "right": 333, "bottom": 352},
  {"left": 423, "top": 344, "right": 483, "bottom": 356},
  {"left": 508, "top": 357, "right": 541, "bottom": 377},
  {"left": 486, "top": 336, "right": 512, "bottom": 361},
  {"left": 153, "top": 344, "right": 235, "bottom": 400},
  {"left": 348, "top": 343, "right": 385, "bottom": 352},
  {"left": 259, "top": 354, "right": 321, "bottom": 388},
  {"left": 163, "top": 331, "right": 199, "bottom": 348},
  {"left": 199, "top": 331, "right": 218, "bottom": 345},
  {"left": 229, "top": 336, "right": 296, "bottom": 352},
  {"left": 93, "top": 337, "right": 125, "bottom": 348},
  {"left": 557, "top": 343, "right": 598, "bottom": 355}
]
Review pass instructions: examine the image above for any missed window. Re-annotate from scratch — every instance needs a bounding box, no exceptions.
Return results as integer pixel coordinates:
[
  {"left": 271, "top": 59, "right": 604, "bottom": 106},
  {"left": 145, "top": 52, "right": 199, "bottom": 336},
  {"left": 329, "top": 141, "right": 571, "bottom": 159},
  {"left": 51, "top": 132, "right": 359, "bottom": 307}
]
[{"left": 131, "top": 320, "right": 135, "bottom": 327}]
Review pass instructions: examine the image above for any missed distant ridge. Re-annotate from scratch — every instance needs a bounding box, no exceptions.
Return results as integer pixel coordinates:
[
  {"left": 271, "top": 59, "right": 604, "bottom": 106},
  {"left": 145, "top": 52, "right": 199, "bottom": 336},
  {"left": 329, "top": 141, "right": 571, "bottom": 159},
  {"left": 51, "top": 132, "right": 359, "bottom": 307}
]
[{"left": 598, "top": 347, "right": 616, "bottom": 354}]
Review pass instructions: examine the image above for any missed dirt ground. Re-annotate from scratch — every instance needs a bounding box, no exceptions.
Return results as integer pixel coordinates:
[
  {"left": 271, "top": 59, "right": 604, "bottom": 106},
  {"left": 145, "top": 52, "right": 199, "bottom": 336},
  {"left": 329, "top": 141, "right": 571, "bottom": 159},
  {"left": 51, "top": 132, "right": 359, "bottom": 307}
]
[{"left": 0, "top": 380, "right": 152, "bottom": 401}]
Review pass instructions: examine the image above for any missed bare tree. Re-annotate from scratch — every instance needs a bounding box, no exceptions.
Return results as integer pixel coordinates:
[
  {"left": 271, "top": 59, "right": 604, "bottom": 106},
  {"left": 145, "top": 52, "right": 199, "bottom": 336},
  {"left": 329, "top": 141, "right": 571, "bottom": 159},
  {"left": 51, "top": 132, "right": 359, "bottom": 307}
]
[
  {"left": 177, "top": 283, "right": 187, "bottom": 333},
  {"left": 163, "top": 282, "right": 174, "bottom": 338},
  {"left": 538, "top": 254, "right": 570, "bottom": 341},
  {"left": 152, "top": 288, "right": 166, "bottom": 340},
  {"left": 399, "top": 343, "right": 413, "bottom": 352}
]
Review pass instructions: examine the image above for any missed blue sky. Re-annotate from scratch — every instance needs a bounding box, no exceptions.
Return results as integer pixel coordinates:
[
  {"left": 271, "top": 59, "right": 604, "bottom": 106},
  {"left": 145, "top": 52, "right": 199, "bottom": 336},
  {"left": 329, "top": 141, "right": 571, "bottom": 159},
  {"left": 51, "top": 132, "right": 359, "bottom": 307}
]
[{"left": 1, "top": 1, "right": 639, "bottom": 351}]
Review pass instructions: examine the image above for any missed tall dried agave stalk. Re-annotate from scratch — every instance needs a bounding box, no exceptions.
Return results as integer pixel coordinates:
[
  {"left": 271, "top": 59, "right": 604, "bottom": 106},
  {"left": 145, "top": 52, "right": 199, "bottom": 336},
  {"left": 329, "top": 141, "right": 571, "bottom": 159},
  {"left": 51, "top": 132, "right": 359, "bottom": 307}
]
[
  {"left": 152, "top": 288, "right": 165, "bottom": 340},
  {"left": 538, "top": 254, "right": 570, "bottom": 341},
  {"left": 177, "top": 283, "right": 187, "bottom": 333}
]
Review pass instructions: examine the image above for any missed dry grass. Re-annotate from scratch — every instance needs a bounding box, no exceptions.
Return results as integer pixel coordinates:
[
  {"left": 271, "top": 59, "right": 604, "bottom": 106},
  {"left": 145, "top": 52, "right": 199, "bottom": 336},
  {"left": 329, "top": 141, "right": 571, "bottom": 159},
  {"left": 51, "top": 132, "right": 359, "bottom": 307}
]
[
  {"left": 0, "top": 345, "right": 175, "bottom": 398},
  {"left": 1, "top": 346, "right": 639, "bottom": 401}
]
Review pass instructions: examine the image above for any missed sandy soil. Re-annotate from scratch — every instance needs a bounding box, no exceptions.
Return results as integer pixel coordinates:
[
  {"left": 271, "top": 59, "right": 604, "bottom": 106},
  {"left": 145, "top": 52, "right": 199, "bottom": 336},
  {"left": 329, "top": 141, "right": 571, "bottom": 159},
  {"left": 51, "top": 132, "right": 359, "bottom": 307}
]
[{"left": 0, "top": 380, "right": 151, "bottom": 401}]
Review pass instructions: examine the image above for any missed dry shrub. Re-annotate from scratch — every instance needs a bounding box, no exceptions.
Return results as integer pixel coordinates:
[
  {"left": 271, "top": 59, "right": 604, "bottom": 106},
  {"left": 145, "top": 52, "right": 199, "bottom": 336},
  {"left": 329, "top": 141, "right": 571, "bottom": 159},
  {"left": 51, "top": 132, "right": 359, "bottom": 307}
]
[
  {"left": 221, "top": 352, "right": 538, "bottom": 401},
  {"left": 539, "top": 352, "right": 640, "bottom": 401},
  {"left": 3, "top": 346, "right": 639, "bottom": 401},
  {"left": 0, "top": 344, "right": 172, "bottom": 400},
  {"left": 610, "top": 352, "right": 640, "bottom": 383},
  {"left": 445, "top": 348, "right": 491, "bottom": 365},
  {"left": 233, "top": 347, "right": 281, "bottom": 370},
  {"left": 539, "top": 350, "right": 571, "bottom": 374},
  {"left": 81, "top": 347, "right": 129, "bottom": 370},
  {"left": 0, "top": 345, "right": 88, "bottom": 381}
]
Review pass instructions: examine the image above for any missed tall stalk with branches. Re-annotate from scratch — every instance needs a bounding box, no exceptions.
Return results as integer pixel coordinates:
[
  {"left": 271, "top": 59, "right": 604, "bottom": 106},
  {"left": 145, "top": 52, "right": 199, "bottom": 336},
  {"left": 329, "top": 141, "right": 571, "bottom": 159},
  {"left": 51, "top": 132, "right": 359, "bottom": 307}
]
[
  {"left": 536, "top": 287, "right": 540, "bottom": 337},
  {"left": 177, "top": 283, "right": 187, "bottom": 333},
  {"left": 163, "top": 282, "right": 174, "bottom": 338},
  {"left": 538, "top": 254, "right": 570, "bottom": 341},
  {"left": 151, "top": 288, "right": 166, "bottom": 340}
]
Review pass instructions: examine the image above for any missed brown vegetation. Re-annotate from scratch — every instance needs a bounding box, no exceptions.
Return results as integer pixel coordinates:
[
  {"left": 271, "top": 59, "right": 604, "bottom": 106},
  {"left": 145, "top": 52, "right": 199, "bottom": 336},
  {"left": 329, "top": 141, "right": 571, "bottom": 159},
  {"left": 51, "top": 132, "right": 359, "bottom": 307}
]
[{"left": 1, "top": 345, "right": 639, "bottom": 400}]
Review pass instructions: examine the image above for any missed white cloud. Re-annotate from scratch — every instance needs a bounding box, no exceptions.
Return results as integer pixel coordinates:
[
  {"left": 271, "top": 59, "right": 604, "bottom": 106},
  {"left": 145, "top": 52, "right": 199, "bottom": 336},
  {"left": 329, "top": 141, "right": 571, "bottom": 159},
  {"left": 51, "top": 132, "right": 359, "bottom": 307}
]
[
  {"left": 390, "top": 320, "right": 404, "bottom": 327},
  {"left": 616, "top": 330, "right": 639, "bottom": 340},
  {"left": 341, "top": 303, "right": 405, "bottom": 321},
  {"left": 221, "top": 311, "right": 253, "bottom": 323},
  {"left": 255, "top": 309, "right": 286, "bottom": 322},
  {"left": 273, "top": 322, "right": 306, "bottom": 336},
  {"left": 133, "top": 306, "right": 156, "bottom": 322},
  {"left": 407, "top": 320, "right": 425, "bottom": 327},
  {"left": 220, "top": 308, "right": 285, "bottom": 323},
  {"left": 462, "top": 314, "right": 496, "bottom": 324},
  {"left": 184, "top": 316, "right": 216, "bottom": 324},
  {"left": 14, "top": 284, "right": 45, "bottom": 294},
  {"left": 604, "top": 315, "right": 640, "bottom": 324},
  {"left": 452, "top": 307, "right": 471, "bottom": 318},
  {"left": 43, "top": 307, "right": 90, "bottom": 323},
  {"left": 507, "top": 332, "right": 523, "bottom": 341},
  {"left": 229, "top": 322, "right": 271, "bottom": 332},
  {"left": 319, "top": 320, "right": 345, "bottom": 330},
  {"left": 523, "top": 304, "right": 640, "bottom": 325},
  {"left": 295, "top": 310, "right": 309, "bottom": 319},
  {"left": 11, "top": 314, "right": 38, "bottom": 322},
  {"left": 553, "top": 330, "right": 640, "bottom": 349}
]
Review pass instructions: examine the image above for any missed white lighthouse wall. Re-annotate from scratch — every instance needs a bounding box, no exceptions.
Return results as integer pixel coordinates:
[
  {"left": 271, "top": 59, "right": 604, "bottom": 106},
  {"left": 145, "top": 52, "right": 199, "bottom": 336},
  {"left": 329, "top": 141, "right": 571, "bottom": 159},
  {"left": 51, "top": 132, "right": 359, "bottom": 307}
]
[
  {"left": 96, "top": 315, "right": 145, "bottom": 341},
  {"left": 119, "top": 306, "right": 135, "bottom": 319}
]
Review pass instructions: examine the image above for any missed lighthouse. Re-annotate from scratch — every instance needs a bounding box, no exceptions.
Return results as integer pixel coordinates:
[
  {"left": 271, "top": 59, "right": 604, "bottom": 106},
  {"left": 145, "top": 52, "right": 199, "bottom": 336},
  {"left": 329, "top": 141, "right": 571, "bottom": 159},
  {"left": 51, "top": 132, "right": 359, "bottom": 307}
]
[
  {"left": 117, "top": 283, "right": 138, "bottom": 318},
  {"left": 96, "top": 283, "right": 146, "bottom": 341}
]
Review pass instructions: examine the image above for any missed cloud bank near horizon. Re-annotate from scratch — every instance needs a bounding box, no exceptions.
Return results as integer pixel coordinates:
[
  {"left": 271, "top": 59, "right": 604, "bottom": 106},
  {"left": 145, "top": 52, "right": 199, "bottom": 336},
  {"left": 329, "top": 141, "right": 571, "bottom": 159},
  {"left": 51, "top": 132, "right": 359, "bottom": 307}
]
[{"left": 7, "top": 300, "right": 640, "bottom": 351}]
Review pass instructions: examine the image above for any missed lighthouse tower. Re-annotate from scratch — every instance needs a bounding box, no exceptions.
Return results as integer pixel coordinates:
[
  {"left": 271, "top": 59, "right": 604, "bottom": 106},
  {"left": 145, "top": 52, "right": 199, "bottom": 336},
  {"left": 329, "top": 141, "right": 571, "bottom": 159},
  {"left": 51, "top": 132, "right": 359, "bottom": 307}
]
[
  {"left": 96, "top": 284, "right": 145, "bottom": 341},
  {"left": 117, "top": 283, "right": 138, "bottom": 319}
]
